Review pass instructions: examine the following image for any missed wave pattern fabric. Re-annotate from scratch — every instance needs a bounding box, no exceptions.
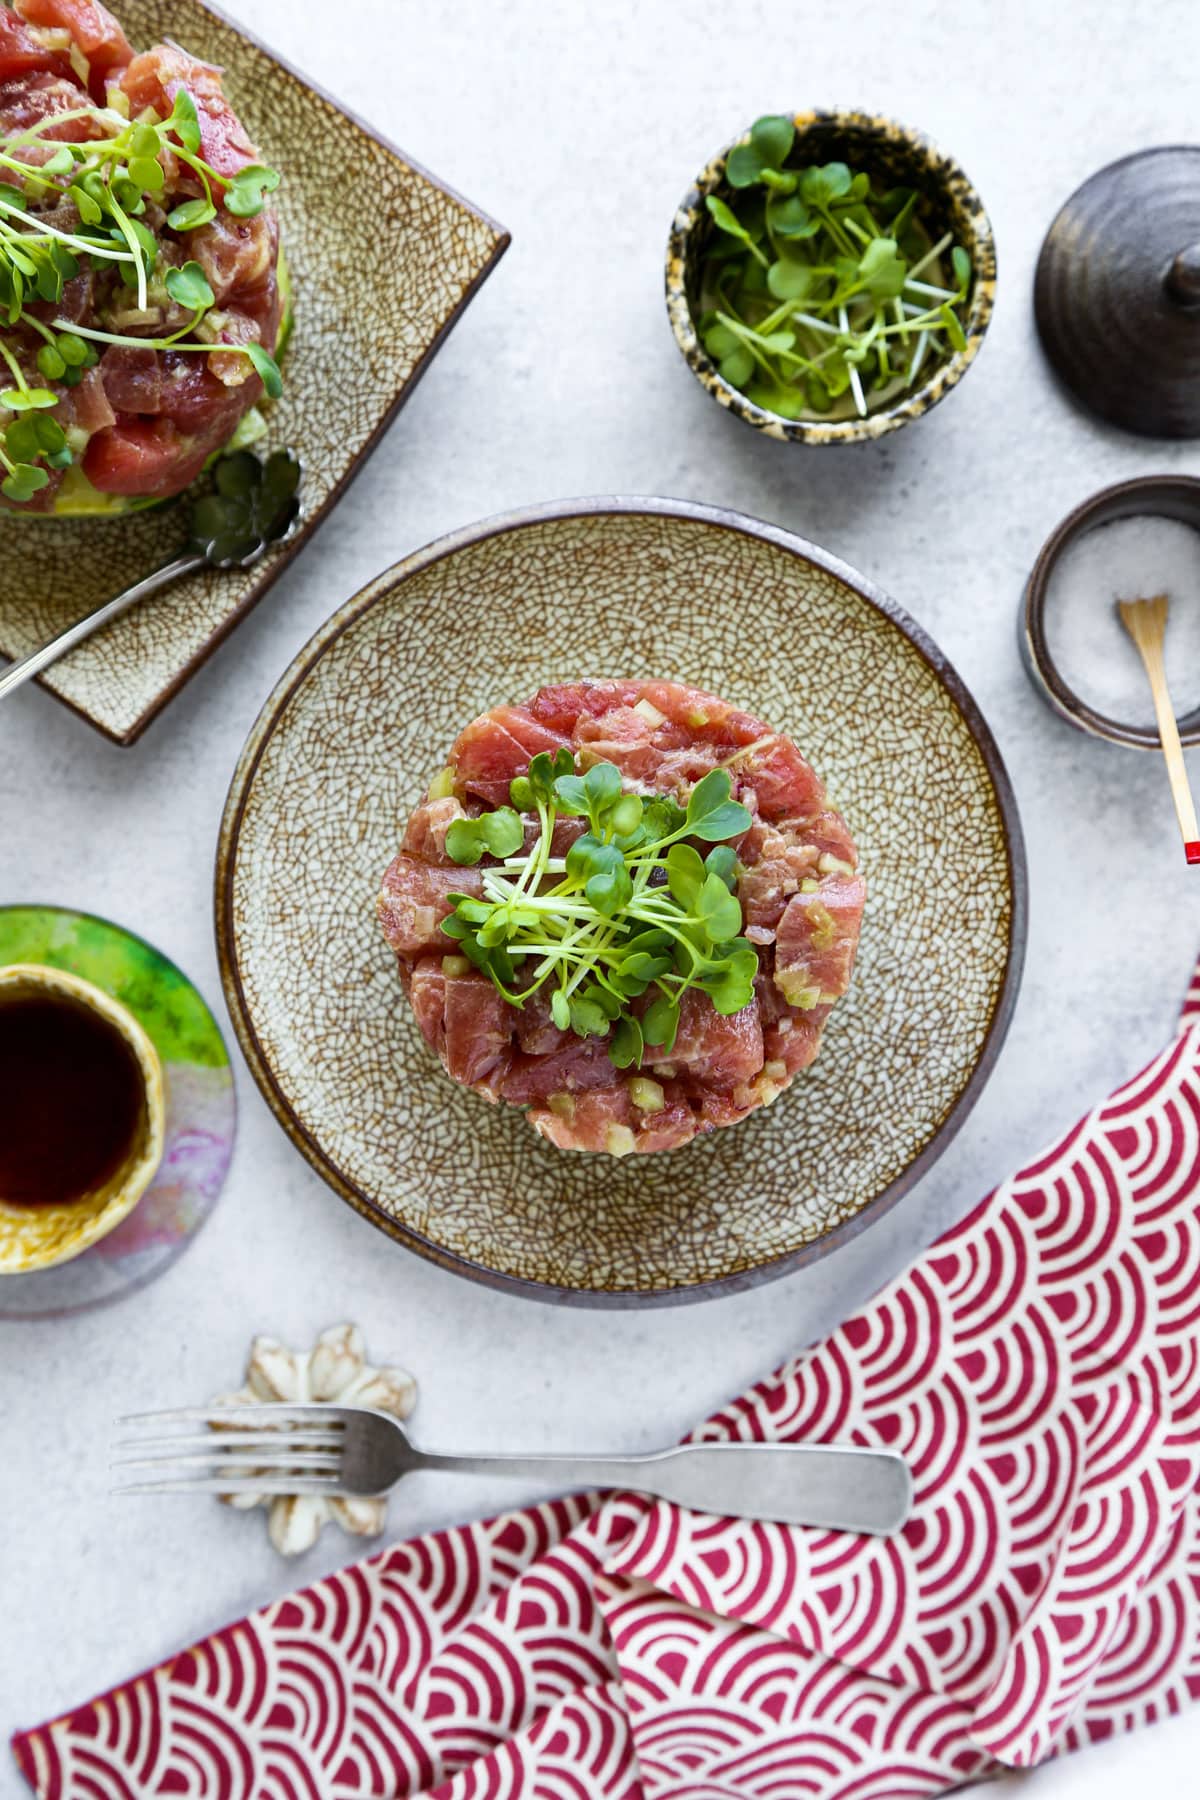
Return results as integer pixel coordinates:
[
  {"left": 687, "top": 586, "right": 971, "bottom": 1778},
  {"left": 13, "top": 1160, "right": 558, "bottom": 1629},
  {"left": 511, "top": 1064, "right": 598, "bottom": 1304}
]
[{"left": 14, "top": 966, "right": 1200, "bottom": 1798}]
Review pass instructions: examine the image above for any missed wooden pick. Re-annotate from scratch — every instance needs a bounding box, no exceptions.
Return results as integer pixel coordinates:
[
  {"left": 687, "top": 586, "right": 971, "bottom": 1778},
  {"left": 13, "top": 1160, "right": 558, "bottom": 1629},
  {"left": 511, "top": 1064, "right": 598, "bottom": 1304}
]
[{"left": 1117, "top": 593, "right": 1200, "bottom": 865}]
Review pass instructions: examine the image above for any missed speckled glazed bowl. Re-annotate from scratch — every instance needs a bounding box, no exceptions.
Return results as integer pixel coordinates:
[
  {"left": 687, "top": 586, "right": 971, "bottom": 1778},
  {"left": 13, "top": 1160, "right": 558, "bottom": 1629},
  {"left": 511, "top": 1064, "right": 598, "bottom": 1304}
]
[
  {"left": 217, "top": 499, "right": 1026, "bottom": 1307},
  {"left": 666, "top": 110, "right": 996, "bottom": 445}
]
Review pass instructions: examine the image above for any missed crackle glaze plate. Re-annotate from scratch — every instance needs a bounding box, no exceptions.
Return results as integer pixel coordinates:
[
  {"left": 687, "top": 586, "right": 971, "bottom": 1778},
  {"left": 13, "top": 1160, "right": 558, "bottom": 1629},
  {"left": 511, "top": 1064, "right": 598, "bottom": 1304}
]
[
  {"left": 0, "top": 0, "right": 508, "bottom": 746},
  {"left": 216, "top": 499, "right": 1026, "bottom": 1306}
]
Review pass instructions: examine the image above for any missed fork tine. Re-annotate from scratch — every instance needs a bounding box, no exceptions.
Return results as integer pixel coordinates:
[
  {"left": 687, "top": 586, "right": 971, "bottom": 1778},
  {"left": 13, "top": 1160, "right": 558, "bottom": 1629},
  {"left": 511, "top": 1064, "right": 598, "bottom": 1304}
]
[
  {"left": 110, "top": 1451, "right": 343, "bottom": 1473},
  {"left": 118, "top": 1405, "right": 348, "bottom": 1429},
  {"left": 110, "top": 1431, "right": 342, "bottom": 1457},
  {"left": 113, "top": 1476, "right": 344, "bottom": 1498}
]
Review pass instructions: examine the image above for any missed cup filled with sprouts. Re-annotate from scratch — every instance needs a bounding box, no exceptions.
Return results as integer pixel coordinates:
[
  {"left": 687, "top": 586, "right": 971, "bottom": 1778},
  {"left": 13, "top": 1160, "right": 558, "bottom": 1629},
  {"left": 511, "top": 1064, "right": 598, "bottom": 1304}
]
[{"left": 665, "top": 108, "right": 995, "bottom": 446}]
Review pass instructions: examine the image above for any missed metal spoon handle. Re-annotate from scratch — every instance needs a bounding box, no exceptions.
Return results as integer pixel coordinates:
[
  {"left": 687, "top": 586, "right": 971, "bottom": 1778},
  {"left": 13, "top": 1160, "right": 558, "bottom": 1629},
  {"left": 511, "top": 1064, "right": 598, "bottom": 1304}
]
[
  {"left": 409, "top": 1442, "right": 912, "bottom": 1536},
  {"left": 0, "top": 549, "right": 205, "bottom": 702}
]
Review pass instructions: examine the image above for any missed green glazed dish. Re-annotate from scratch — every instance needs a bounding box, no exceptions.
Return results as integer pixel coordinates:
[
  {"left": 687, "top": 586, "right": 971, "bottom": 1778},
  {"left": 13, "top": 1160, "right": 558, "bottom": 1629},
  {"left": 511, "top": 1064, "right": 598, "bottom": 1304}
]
[{"left": 0, "top": 904, "right": 235, "bottom": 1319}]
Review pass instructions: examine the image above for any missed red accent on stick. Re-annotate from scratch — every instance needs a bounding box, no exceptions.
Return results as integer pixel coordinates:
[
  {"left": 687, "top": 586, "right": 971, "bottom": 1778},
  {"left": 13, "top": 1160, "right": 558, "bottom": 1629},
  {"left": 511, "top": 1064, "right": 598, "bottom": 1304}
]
[{"left": 1186, "top": 842, "right": 1200, "bottom": 865}]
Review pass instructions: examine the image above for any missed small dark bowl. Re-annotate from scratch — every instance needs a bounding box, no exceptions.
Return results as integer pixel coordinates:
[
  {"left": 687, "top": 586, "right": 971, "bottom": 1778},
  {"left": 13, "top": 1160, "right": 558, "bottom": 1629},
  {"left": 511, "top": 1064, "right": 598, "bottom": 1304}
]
[
  {"left": 665, "top": 109, "right": 997, "bottom": 445},
  {"left": 1022, "top": 474, "right": 1200, "bottom": 750}
]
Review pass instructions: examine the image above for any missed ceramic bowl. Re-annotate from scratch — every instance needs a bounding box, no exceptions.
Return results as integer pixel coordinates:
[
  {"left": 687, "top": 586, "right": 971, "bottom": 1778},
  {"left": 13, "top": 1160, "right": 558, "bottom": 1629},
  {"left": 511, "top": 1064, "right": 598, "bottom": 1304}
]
[
  {"left": 217, "top": 498, "right": 1026, "bottom": 1307},
  {"left": 665, "top": 109, "right": 996, "bottom": 445},
  {"left": 0, "top": 963, "right": 165, "bottom": 1274},
  {"left": 1022, "top": 474, "right": 1200, "bottom": 749}
]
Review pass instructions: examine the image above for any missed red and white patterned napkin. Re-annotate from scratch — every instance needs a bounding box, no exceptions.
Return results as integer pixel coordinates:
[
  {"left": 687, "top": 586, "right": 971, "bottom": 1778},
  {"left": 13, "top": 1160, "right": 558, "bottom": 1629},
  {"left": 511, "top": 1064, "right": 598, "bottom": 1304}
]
[{"left": 14, "top": 965, "right": 1200, "bottom": 1799}]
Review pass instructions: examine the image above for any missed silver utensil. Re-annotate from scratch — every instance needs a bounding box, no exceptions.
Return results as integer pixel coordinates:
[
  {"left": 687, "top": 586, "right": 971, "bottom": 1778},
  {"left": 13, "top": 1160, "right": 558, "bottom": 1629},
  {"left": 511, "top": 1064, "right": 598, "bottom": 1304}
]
[
  {"left": 0, "top": 447, "right": 301, "bottom": 703},
  {"left": 112, "top": 1403, "right": 913, "bottom": 1535}
]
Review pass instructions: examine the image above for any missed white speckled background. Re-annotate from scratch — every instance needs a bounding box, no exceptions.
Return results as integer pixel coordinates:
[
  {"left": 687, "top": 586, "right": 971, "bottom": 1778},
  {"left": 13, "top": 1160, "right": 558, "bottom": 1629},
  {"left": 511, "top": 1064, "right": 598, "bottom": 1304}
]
[{"left": 2, "top": 0, "right": 1199, "bottom": 1790}]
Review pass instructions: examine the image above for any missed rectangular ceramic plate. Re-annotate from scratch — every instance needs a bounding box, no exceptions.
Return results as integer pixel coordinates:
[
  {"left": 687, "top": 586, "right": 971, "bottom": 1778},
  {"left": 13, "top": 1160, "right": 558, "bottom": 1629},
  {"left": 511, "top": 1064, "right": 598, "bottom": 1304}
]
[{"left": 0, "top": 0, "right": 509, "bottom": 745}]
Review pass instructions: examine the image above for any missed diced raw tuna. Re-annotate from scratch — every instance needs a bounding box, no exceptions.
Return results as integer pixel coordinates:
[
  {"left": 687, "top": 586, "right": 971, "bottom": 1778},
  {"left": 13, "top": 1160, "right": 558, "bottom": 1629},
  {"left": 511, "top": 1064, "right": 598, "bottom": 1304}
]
[
  {"left": 696, "top": 1087, "right": 761, "bottom": 1133},
  {"left": 98, "top": 346, "right": 163, "bottom": 414},
  {"left": 401, "top": 797, "right": 468, "bottom": 861},
  {"left": 528, "top": 682, "right": 641, "bottom": 732},
  {"left": 737, "top": 820, "right": 822, "bottom": 932},
  {"left": 54, "top": 270, "right": 94, "bottom": 323},
  {"left": 499, "top": 1039, "right": 622, "bottom": 1107},
  {"left": 81, "top": 358, "right": 266, "bottom": 499},
  {"left": 514, "top": 813, "right": 586, "bottom": 859},
  {"left": 158, "top": 355, "right": 256, "bottom": 437},
  {"left": 16, "top": 0, "right": 131, "bottom": 98},
  {"left": 119, "top": 44, "right": 257, "bottom": 178},
  {"left": 82, "top": 417, "right": 207, "bottom": 497},
  {"left": 727, "top": 735, "right": 826, "bottom": 821},
  {"left": 409, "top": 959, "right": 512, "bottom": 1087},
  {"left": 756, "top": 973, "right": 831, "bottom": 1077},
  {"left": 63, "top": 365, "right": 115, "bottom": 436},
  {"left": 574, "top": 703, "right": 667, "bottom": 782},
  {"left": 0, "top": 69, "right": 82, "bottom": 133},
  {"left": 514, "top": 994, "right": 568, "bottom": 1056},
  {"left": 377, "top": 857, "right": 482, "bottom": 958},
  {"left": 0, "top": 10, "right": 70, "bottom": 82},
  {"left": 779, "top": 808, "right": 859, "bottom": 868},
  {"left": 381, "top": 681, "right": 864, "bottom": 1154},
  {"left": 450, "top": 707, "right": 571, "bottom": 806},
  {"left": 631, "top": 1097, "right": 702, "bottom": 1154},
  {"left": 190, "top": 212, "right": 279, "bottom": 310},
  {"left": 528, "top": 1087, "right": 636, "bottom": 1155},
  {"left": 407, "top": 958, "right": 446, "bottom": 1050},
  {"left": 774, "top": 874, "right": 866, "bottom": 1006},
  {"left": 668, "top": 989, "right": 763, "bottom": 1089},
  {"left": 442, "top": 971, "right": 512, "bottom": 1087}
]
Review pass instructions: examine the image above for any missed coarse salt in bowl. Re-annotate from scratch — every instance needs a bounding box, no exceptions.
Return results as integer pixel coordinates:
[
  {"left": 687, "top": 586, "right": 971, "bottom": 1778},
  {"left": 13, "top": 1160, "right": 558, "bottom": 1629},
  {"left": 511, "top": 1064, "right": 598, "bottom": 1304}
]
[{"left": 1023, "top": 476, "right": 1200, "bottom": 750}]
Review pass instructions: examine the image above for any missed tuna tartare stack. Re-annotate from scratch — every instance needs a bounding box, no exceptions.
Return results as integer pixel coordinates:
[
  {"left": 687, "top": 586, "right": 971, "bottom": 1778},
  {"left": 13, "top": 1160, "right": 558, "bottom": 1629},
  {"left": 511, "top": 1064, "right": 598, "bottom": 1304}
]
[
  {"left": 0, "top": 0, "right": 286, "bottom": 513},
  {"left": 379, "top": 680, "right": 865, "bottom": 1155}
]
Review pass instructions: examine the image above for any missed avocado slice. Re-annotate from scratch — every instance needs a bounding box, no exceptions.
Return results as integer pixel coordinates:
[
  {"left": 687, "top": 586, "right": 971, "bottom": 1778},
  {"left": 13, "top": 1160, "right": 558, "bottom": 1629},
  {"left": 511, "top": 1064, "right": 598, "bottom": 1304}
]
[{"left": 41, "top": 249, "right": 294, "bottom": 520}]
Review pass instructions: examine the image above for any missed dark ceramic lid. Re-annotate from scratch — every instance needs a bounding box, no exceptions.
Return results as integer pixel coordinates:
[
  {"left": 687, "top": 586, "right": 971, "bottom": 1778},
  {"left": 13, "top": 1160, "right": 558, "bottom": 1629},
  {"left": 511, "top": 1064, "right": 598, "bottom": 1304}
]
[{"left": 1035, "top": 147, "right": 1200, "bottom": 438}]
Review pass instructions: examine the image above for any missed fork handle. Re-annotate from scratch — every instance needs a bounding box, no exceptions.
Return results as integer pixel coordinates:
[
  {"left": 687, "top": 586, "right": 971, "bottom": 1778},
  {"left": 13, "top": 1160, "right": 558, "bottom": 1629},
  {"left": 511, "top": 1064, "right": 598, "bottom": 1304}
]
[
  {"left": 411, "top": 1443, "right": 911, "bottom": 1536},
  {"left": 0, "top": 549, "right": 204, "bottom": 701}
]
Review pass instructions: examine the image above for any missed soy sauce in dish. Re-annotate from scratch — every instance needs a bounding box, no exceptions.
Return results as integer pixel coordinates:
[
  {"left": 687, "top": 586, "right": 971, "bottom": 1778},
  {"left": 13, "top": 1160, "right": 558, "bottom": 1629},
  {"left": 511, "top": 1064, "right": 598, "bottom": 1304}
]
[{"left": 0, "top": 994, "right": 144, "bottom": 1206}]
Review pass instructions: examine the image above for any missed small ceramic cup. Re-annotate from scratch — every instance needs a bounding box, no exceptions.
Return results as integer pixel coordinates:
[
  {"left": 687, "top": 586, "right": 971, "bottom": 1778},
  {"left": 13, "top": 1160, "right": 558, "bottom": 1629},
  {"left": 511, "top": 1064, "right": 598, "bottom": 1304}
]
[
  {"left": 665, "top": 108, "right": 996, "bottom": 445},
  {"left": 1022, "top": 474, "right": 1200, "bottom": 750},
  {"left": 0, "top": 963, "right": 165, "bottom": 1274}
]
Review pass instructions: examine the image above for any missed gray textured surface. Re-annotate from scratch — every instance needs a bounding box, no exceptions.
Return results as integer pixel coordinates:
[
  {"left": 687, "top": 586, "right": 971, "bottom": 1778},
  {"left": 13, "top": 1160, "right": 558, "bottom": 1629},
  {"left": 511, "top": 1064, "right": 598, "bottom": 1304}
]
[{"left": 2, "top": 0, "right": 1199, "bottom": 1788}]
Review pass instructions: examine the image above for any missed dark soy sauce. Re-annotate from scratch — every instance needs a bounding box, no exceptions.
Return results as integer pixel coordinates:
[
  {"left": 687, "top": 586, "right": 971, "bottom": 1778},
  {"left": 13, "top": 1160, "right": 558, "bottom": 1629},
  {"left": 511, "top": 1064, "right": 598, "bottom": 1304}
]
[{"left": 0, "top": 994, "right": 145, "bottom": 1207}]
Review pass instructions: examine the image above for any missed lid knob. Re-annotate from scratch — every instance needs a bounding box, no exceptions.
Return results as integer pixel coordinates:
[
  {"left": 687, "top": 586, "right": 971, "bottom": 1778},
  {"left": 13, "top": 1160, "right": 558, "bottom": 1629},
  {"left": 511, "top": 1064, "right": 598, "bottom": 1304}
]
[{"left": 1165, "top": 243, "right": 1200, "bottom": 309}]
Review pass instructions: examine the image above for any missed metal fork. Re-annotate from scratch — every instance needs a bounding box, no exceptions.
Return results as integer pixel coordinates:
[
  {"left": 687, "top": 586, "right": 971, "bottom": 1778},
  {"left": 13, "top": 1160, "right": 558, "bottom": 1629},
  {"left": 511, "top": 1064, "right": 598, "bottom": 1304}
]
[{"left": 112, "top": 1405, "right": 912, "bottom": 1535}]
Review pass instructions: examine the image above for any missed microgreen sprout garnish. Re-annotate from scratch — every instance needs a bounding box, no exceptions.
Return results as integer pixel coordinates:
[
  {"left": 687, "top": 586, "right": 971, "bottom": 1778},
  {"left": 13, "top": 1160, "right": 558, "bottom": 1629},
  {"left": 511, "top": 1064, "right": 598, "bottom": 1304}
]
[
  {"left": 441, "top": 754, "right": 758, "bottom": 1065},
  {"left": 0, "top": 83, "right": 283, "bottom": 502},
  {"left": 697, "top": 114, "right": 973, "bottom": 420}
]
